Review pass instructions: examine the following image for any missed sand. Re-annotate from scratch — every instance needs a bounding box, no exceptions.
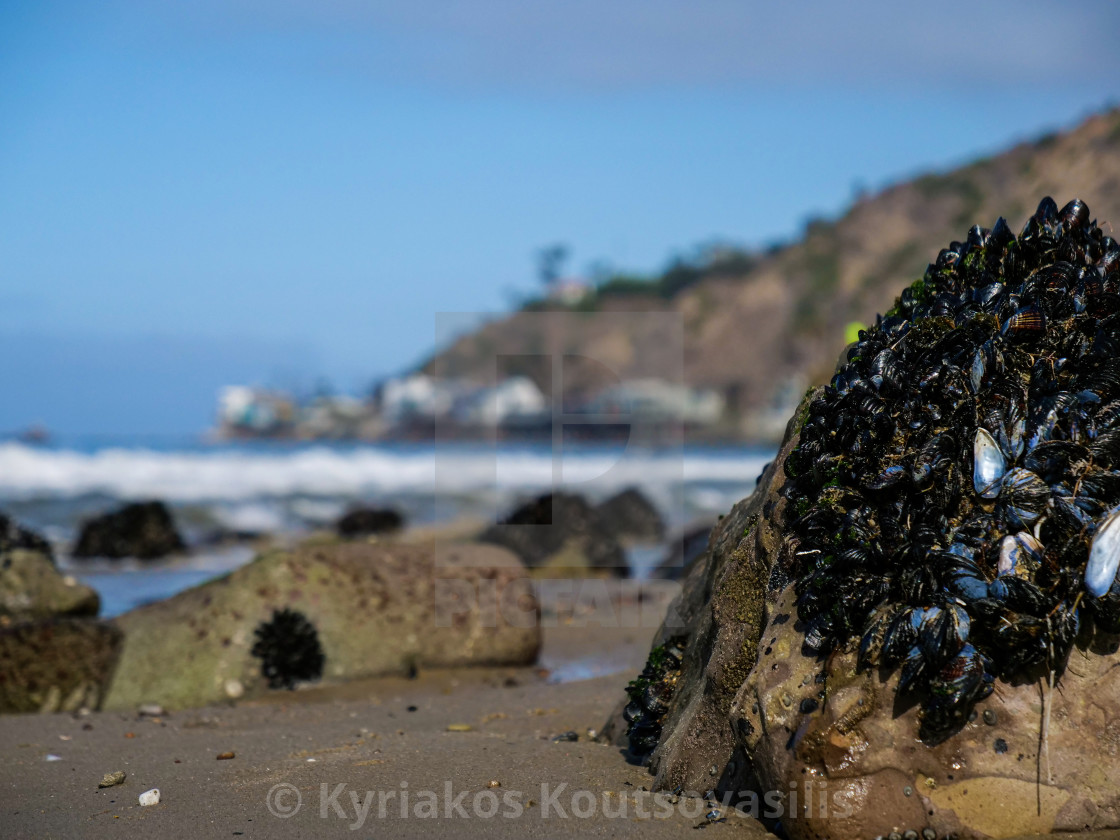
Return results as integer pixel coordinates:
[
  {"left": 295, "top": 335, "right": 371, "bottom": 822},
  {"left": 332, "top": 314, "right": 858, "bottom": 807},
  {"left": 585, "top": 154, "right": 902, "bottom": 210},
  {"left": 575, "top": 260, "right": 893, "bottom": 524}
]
[{"left": 2, "top": 586, "right": 1115, "bottom": 839}]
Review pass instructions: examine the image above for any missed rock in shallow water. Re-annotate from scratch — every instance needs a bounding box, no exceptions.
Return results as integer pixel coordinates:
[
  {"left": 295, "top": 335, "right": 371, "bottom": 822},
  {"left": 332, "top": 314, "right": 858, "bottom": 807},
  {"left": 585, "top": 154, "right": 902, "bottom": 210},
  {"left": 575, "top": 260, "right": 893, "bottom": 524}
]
[
  {"left": 479, "top": 492, "right": 629, "bottom": 576},
  {"left": 335, "top": 507, "right": 405, "bottom": 538},
  {"left": 612, "top": 198, "right": 1120, "bottom": 839},
  {"left": 595, "top": 488, "right": 666, "bottom": 543},
  {"left": 73, "top": 501, "right": 185, "bottom": 560}
]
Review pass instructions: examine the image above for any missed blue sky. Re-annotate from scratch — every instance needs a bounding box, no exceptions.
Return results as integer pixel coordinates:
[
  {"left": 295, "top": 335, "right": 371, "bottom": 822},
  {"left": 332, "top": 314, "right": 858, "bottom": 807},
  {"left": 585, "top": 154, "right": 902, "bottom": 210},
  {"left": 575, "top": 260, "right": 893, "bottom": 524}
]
[{"left": 2, "top": 1, "right": 1119, "bottom": 435}]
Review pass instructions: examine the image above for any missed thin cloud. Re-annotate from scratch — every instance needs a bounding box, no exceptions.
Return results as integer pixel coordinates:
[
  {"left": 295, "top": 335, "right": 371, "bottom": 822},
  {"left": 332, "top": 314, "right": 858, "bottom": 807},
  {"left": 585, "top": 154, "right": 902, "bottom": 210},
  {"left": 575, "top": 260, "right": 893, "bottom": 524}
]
[{"left": 129, "top": 0, "right": 1120, "bottom": 92}]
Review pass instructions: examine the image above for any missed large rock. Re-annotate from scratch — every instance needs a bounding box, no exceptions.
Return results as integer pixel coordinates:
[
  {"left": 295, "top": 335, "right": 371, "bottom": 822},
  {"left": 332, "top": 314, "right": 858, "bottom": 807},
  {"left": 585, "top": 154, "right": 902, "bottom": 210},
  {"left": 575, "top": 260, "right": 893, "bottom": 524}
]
[
  {"left": 731, "top": 586, "right": 1120, "bottom": 839},
  {"left": 0, "top": 549, "right": 100, "bottom": 620},
  {"left": 599, "top": 398, "right": 805, "bottom": 765},
  {"left": 610, "top": 387, "right": 1120, "bottom": 837},
  {"left": 73, "top": 500, "right": 185, "bottom": 560},
  {"left": 0, "top": 619, "right": 123, "bottom": 713},
  {"left": 596, "top": 488, "right": 665, "bottom": 543},
  {"left": 611, "top": 198, "right": 1120, "bottom": 838},
  {"left": 104, "top": 541, "right": 540, "bottom": 710},
  {"left": 479, "top": 492, "right": 629, "bottom": 576}
]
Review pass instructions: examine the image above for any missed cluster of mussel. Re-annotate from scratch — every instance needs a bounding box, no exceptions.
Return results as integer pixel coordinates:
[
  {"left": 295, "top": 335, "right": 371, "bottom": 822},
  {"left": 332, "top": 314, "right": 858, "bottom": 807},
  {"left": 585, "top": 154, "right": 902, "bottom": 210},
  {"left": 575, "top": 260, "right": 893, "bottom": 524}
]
[
  {"left": 783, "top": 197, "right": 1120, "bottom": 741},
  {"left": 624, "top": 637, "right": 686, "bottom": 757}
]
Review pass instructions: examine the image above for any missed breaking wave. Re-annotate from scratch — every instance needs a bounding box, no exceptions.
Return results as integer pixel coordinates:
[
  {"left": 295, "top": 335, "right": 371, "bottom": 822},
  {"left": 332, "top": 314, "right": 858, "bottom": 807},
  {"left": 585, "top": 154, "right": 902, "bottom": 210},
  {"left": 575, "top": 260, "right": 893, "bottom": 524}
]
[{"left": 0, "top": 442, "right": 772, "bottom": 506}]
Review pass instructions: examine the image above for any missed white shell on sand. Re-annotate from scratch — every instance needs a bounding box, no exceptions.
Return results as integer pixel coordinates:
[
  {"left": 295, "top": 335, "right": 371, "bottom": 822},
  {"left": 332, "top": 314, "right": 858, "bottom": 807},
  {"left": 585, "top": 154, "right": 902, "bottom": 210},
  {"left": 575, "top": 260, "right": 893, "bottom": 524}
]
[
  {"left": 224, "top": 679, "right": 244, "bottom": 699},
  {"left": 139, "top": 788, "right": 161, "bottom": 807},
  {"left": 1087, "top": 510, "right": 1120, "bottom": 598}
]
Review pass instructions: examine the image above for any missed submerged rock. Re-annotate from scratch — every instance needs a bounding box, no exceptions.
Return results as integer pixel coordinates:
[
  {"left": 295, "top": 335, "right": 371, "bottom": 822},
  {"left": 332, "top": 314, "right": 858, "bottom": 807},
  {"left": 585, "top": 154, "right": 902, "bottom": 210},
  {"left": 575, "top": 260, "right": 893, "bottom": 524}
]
[
  {"left": 103, "top": 541, "right": 540, "bottom": 710},
  {"left": 0, "top": 618, "right": 123, "bottom": 713},
  {"left": 479, "top": 492, "right": 628, "bottom": 576},
  {"left": 335, "top": 507, "right": 405, "bottom": 538},
  {"left": 612, "top": 199, "right": 1120, "bottom": 838},
  {"left": 73, "top": 501, "right": 185, "bottom": 560}
]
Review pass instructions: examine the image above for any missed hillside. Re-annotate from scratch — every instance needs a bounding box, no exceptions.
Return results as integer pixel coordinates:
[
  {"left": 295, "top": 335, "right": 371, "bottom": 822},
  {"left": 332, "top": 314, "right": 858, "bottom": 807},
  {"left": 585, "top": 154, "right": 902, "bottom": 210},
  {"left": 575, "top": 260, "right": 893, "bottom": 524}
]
[{"left": 424, "top": 108, "right": 1120, "bottom": 439}]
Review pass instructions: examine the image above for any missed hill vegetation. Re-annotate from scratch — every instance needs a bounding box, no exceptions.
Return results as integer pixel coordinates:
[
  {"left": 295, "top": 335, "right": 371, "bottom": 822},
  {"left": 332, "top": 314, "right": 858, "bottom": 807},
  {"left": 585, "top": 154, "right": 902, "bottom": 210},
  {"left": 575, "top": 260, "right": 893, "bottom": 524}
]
[{"left": 425, "top": 108, "right": 1120, "bottom": 439}]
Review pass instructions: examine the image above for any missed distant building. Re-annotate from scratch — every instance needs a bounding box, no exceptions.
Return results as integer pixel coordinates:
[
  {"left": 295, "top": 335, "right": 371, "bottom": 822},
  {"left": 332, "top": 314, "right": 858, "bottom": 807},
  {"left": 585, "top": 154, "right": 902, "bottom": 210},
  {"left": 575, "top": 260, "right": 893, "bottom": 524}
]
[
  {"left": 217, "top": 386, "right": 296, "bottom": 436},
  {"left": 453, "top": 376, "right": 549, "bottom": 427},
  {"left": 379, "top": 374, "right": 461, "bottom": 424},
  {"left": 299, "top": 395, "right": 378, "bottom": 440},
  {"left": 583, "top": 379, "right": 725, "bottom": 426}
]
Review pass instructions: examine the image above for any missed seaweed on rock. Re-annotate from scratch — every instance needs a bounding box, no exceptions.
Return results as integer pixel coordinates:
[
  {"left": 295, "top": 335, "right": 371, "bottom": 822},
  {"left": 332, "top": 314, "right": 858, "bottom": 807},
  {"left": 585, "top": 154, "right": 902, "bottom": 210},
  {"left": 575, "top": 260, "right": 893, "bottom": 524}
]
[{"left": 782, "top": 197, "right": 1120, "bottom": 742}]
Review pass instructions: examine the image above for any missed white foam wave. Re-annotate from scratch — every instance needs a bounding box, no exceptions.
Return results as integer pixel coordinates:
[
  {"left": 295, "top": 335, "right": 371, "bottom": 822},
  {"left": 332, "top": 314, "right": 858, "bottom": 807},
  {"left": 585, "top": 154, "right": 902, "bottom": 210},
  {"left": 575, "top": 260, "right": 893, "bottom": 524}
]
[{"left": 0, "top": 442, "right": 773, "bottom": 503}]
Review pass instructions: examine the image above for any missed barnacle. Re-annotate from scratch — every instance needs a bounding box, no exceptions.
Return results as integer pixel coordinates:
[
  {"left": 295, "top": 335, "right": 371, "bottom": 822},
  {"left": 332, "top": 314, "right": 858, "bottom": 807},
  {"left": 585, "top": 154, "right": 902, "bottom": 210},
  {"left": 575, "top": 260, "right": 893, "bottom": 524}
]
[
  {"left": 783, "top": 197, "right": 1120, "bottom": 742},
  {"left": 250, "top": 607, "right": 326, "bottom": 690}
]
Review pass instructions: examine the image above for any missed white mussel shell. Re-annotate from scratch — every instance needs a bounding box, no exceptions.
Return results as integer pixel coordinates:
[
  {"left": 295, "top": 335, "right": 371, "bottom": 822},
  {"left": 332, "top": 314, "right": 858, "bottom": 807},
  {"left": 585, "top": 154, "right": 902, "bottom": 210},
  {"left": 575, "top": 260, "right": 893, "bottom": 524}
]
[
  {"left": 1086, "top": 510, "right": 1120, "bottom": 598},
  {"left": 973, "top": 428, "right": 1006, "bottom": 498},
  {"left": 998, "top": 532, "right": 1043, "bottom": 578},
  {"left": 139, "top": 788, "right": 161, "bottom": 807}
]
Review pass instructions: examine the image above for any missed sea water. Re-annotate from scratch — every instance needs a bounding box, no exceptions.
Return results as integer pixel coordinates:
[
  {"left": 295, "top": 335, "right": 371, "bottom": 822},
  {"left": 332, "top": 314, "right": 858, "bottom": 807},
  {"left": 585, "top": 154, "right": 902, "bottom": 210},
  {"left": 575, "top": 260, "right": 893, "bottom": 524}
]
[{"left": 0, "top": 438, "right": 774, "bottom": 617}]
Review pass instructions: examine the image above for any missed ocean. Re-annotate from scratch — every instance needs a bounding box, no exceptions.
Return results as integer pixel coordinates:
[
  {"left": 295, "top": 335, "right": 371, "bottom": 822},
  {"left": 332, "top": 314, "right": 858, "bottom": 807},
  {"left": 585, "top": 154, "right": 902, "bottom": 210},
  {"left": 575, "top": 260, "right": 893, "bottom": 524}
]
[{"left": 0, "top": 439, "right": 775, "bottom": 617}]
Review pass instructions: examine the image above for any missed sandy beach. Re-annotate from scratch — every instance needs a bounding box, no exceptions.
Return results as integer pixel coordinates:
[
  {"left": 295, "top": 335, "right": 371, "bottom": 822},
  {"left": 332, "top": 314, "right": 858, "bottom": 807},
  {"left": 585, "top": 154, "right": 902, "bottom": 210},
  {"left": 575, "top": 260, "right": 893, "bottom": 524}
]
[
  {"left": 1, "top": 615, "right": 774, "bottom": 839},
  {"left": 4, "top": 611, "right": 1118, "bottom": 840}
]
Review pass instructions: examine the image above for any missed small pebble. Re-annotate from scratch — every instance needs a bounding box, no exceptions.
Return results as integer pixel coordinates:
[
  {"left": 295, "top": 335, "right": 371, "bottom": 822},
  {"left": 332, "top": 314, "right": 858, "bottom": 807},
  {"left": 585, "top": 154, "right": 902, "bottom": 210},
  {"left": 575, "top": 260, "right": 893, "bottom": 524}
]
[
  {"left": 903, "top": 831, "right": 918, "bottom": 840},
  {"left": 138, "top": 704, "right": 165, "bottom": 717},
  {"left": 407, "top": 705, "right": 418, "bottom": 712},
  {"left": 487, "top": 780, "right": 501, "bottom": 788},
  {"left": 586, "top": 728, "right": 597, "bottom": 740},
  {"left": 45, "top": 754, "right": 62, "bottom": 762},
  {"left": 138, "top": 788, "right": 160, "bottom": 807},
  {"left": 709, "top": 765, "right": 718, "bottom": 776},
  {"left": 446, "top": 723, "right": 473, "bottom": 732},
  {"left": 922, "top": 829, "right": 937, "bottom": 840},
  {"left": 888, "top": 833, "right": 902, "bottom": 840},
  {"left": 552, "top": 731, "right": 578, "bottom": 743},
  {"left": 799, "top": 698, "right": 819, "bottom": 714},
  {"left": 994, "top": 737, "right": 1008, "bottom": 754},
  {"left": 983, "top": 709, "right": 997, "bottom": 726},
  {"left": 216, "top": 751, "right": 235, "bottom": 760},
  {"left": 903, "top": 785, "right": 912, "bottom": 797},
  {"left": 98, "top": 771, "right": 126, "bottom": 789}
]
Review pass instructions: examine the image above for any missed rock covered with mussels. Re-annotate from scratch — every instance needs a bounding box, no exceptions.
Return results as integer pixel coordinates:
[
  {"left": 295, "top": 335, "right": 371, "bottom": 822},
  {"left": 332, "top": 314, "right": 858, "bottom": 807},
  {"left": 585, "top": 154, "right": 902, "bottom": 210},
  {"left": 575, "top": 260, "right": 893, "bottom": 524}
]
[
  {"left": 783, "top": 196, "right": 1120, "bottom": 741},
  {"left": 606, "top": 197, "right": 1120, "bottom": 838}
]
